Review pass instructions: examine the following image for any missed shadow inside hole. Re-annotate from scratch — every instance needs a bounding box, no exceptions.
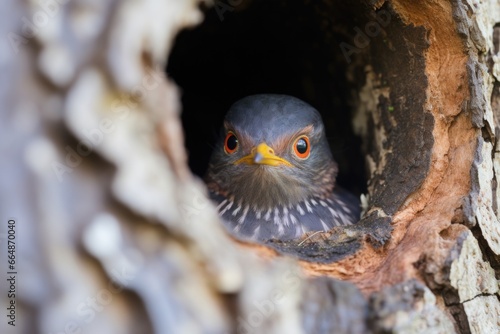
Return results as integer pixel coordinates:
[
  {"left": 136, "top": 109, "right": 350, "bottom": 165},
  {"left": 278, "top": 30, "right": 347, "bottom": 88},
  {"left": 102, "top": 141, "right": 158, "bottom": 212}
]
[{"left": 167, "top": 0, "right": 367, "bottom": 196}]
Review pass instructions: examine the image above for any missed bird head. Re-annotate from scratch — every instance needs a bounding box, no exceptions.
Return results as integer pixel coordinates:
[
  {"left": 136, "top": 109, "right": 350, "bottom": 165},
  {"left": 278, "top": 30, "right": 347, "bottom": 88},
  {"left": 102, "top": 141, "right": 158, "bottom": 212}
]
[{"left": 206, "top": 94, "right": 338, "bottom": 211}]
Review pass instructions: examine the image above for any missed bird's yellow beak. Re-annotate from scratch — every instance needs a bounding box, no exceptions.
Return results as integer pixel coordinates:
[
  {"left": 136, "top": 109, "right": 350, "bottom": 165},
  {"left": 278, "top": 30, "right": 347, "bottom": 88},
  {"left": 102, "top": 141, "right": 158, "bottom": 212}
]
[{"left": 234, "top": 143, "right": 292, "bottom": 167}]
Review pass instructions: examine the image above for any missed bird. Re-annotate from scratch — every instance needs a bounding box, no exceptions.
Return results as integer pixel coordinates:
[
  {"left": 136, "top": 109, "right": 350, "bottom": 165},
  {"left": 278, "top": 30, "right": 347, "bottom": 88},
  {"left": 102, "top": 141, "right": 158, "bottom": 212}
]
[{"left": 205, "top": 94, "right": 360, "bottom": 242}]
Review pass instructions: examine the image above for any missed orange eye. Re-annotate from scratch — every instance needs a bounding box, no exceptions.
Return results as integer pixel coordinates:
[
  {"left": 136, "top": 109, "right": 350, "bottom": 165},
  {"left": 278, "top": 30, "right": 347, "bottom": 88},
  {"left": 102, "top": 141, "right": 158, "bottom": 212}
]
[
  {"left": 224, "top": 132, "right": 238, "bottom": 154},
  {"left": 293, "top": 136, "right": 310, "bottom": 159}
]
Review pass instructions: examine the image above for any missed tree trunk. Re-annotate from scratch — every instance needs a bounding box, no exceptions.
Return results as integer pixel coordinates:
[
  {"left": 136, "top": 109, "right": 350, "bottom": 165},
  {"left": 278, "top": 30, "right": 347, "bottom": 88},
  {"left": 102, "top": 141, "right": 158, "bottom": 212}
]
[{"left": 1, "top": 0, "right": 499, "bottom": 334}]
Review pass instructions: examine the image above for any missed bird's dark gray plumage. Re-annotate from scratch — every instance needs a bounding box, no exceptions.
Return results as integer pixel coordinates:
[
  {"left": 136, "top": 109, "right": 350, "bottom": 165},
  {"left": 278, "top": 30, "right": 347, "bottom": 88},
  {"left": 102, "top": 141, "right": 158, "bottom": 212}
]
[{"left": 205, "top": 94, "right": 360, "bottom": 242}]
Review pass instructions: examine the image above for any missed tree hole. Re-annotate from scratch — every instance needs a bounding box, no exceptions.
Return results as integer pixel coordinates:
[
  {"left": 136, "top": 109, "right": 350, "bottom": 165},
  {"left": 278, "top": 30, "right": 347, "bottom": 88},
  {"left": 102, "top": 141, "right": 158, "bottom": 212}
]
[{"left": 167, "top": 0, "right": 369, "bottom": 196}]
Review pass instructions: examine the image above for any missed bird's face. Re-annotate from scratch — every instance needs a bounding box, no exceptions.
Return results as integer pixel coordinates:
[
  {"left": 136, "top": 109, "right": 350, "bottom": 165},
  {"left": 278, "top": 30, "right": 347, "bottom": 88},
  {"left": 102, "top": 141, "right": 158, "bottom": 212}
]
[{"left": 207, "top": 95, "right": 337, "bottom": 211}]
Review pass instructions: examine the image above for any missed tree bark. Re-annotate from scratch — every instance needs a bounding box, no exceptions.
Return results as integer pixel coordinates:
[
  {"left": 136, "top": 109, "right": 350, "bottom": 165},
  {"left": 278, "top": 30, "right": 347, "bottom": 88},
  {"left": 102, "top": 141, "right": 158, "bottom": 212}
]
[{"left": 1, "top": 0, "right": 499, "bottom": 334}]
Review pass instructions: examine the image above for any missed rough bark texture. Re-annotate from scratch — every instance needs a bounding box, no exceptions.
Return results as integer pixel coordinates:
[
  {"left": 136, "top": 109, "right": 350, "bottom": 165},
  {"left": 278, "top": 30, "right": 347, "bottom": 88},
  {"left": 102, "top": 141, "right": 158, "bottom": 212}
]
[{"left": 1, "top": 0, "right": 499, "bottom": 334}]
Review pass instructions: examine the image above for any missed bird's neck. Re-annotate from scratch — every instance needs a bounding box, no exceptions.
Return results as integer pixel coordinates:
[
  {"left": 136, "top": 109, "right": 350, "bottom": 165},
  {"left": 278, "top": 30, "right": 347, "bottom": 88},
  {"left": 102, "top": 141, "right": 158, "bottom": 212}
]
[{"left": 207, "top": 162, "right": 337, "bottom": 212}]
